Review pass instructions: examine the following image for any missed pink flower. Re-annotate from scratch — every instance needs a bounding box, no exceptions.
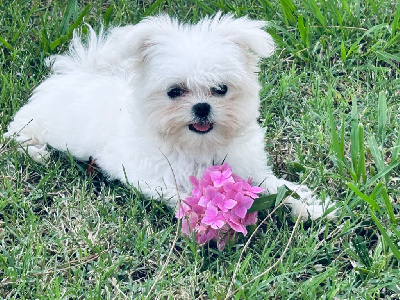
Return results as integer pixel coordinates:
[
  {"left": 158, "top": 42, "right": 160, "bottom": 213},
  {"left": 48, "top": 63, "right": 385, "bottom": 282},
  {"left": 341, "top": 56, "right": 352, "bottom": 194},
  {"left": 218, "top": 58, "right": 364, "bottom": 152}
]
[
  {"left": 211, "top": 192, "right": 237, "bottom": 212},
  {"left": 244, "top": 211, "right": 258, "bottom": 226},
  {"left": 198, "top": 186, "right": 216, "bottom": 207},
  {"left": 223, "top": 212, "right": 247, "bottom": 235},
  {"left": 202, "top": 206, "right": 226, "bottom": 229},
  {"left": 233, "top": 192, "right": 254, "bottom": 218},
  {"left": 176, "top": 163, "right": 264, "bottom": 250},
  {"left": 181, "top": 211, "right": 198, "bottom": 235}
]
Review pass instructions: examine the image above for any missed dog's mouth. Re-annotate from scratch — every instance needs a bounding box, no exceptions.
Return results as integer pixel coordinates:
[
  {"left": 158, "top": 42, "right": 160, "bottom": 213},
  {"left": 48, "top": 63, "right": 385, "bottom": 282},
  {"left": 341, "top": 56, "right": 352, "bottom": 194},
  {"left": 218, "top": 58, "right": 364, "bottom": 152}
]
[{"left": 189, "top": 122, "right": 214, "bottom": 134}]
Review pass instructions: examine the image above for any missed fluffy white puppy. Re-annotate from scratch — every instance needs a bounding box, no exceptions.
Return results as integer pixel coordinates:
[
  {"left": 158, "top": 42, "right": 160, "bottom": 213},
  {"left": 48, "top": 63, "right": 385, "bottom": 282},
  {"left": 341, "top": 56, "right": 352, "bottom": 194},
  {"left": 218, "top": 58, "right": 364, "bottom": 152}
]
[{"left": 5, "top": 13, "right": 333, "bottom": 220}]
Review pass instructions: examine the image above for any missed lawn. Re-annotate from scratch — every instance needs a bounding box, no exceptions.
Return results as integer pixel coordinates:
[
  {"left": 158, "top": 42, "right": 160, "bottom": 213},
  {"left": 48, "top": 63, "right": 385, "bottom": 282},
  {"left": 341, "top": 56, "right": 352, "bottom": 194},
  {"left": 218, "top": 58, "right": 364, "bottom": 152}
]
[{"left": 1, "top": 0, "right": 400, "bottom": 299}]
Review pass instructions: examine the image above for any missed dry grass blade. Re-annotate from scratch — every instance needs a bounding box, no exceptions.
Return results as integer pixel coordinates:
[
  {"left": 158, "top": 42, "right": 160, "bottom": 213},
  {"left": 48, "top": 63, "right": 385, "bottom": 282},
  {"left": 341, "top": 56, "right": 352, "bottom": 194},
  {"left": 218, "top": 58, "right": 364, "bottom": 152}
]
[
  {"left": 0, "top": 248, "right": 111, "bottom": 287},
  {"left": 225, "top": 171, "right": 314, "bottom": 299},
  {"left": 145, "top": 149, "right": 182, "bottom": 299},
  {"left": 225, "top": 202, "right": 305, "bottom": 299}
]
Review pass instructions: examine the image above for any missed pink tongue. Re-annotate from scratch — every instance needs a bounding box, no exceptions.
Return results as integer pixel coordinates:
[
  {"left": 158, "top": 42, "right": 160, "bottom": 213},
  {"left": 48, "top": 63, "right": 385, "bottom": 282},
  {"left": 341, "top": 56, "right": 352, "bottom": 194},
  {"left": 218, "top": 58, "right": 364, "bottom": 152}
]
[{"left": 193, "top": 123, "right": 211, "bottom": 132}]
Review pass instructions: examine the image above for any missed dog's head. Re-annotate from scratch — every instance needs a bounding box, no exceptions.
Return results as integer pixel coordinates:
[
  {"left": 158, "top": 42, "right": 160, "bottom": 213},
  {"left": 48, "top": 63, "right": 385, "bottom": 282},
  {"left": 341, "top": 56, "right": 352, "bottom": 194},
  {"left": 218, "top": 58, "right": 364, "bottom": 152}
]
[{"left": 122, "top": 13, "right": 275, "bottom": 155}]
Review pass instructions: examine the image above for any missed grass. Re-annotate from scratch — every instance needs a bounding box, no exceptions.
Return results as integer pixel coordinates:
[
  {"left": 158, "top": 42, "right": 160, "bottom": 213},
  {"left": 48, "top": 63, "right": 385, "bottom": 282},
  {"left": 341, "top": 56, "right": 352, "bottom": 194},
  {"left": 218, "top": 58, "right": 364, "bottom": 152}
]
[{"left": 1, "top": 0, "right": 400, "bottom": 298}]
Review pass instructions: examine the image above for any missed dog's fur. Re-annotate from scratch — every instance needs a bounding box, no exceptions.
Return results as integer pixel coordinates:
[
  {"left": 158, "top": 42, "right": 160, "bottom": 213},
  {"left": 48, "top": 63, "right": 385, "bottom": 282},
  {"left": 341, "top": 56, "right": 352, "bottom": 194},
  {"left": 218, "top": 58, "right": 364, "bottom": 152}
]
[{"left": 5, "top": 13, "right": 333, "bottom": 220}]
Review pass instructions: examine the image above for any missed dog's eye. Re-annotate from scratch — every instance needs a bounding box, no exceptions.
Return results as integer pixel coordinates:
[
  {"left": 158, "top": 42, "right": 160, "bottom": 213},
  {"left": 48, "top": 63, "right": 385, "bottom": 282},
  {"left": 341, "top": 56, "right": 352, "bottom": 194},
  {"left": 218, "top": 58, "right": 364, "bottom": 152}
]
[
  {"left": 211, "top": 84, "right": 228, "bottom": 96},
  {"left": 167, "top": 87, "right": 185, "bottom": 99}
]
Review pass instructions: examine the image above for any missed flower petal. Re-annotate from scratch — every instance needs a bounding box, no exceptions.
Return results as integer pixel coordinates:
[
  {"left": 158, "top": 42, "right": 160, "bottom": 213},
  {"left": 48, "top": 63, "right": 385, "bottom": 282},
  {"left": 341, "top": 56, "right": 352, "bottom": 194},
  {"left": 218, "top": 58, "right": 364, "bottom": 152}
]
[
  {"left": 189, "top": 175, "right": 199, "bottom": 187},
  {"left": 210, "top": 219, "right": 225, "bottom": 229},
  {"left": 234, "top": 205, "right": 247, "bottom": 218},
  {"left": 244, "top": 212, "right": 258, "bottom": 225},
  {"left": 198, "top": 196, "right": 210, "bottom": 207},
  {"left": 224, "top": 199, "right": 237, "bottom": 209}
]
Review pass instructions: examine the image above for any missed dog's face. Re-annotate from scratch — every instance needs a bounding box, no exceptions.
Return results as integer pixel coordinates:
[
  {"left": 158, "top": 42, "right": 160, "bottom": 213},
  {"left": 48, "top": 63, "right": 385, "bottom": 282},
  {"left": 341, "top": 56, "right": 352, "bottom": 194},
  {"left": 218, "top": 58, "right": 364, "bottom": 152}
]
[{"left": 127, "top": 14, "right": 275, "bottom": 155}]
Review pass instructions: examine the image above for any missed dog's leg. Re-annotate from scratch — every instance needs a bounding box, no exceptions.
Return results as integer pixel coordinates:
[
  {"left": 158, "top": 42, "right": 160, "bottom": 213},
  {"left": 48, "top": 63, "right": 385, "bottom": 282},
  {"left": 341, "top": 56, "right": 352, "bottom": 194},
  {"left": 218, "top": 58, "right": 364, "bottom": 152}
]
[
  {"left": 260, "top": 174, "right": 336, "bottom": 220},
  {"left": 227, "top": 128, "right": 336, "bottom": 220},
  {"left": 5, "top": 117, "right": 50, "bottom": 163}
]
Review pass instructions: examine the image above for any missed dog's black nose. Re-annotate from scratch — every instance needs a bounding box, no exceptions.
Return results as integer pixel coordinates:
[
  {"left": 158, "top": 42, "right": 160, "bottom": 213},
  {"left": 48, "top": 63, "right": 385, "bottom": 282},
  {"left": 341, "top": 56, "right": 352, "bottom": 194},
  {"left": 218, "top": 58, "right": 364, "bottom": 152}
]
[{"left": 192, "top": 102, "right": 211, "bottom": 118}]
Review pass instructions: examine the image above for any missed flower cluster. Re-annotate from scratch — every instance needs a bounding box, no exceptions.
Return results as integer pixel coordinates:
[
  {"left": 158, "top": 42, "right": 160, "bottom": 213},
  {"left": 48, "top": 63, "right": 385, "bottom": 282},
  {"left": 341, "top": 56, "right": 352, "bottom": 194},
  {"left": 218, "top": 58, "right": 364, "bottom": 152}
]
[{"left": 176, "top": 163, "right": 264, "bottom": 250}]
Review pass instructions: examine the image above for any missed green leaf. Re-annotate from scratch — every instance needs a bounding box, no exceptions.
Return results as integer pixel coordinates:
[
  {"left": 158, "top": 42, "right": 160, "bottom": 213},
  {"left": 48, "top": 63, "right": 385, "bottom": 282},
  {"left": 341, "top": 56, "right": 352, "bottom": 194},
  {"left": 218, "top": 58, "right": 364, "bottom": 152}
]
[
  {"left": 248, "top": 194, "right": 276, "bottom": 213},
  {"left": 276, "top": 184, "right": 290, "bottom": 206}
]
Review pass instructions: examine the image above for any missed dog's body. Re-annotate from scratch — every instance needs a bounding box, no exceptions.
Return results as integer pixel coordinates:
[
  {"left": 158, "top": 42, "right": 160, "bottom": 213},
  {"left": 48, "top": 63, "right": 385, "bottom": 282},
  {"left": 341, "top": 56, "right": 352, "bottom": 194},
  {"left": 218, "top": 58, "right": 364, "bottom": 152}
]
[{"left": 5, "top": 14, "right": 332, "bottom": 220}]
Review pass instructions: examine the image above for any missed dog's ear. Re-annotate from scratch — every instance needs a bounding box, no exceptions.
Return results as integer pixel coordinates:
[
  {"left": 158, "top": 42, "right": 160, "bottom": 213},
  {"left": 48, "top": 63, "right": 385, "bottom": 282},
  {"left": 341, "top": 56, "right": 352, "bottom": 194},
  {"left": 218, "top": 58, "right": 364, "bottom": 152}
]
[
  {"left": 108, "top": 13, "right": 275, "bottom": 63},
  {"left": 207, "top": 12, "right": 275, "bottom": 60},
  {"left": 108, "top": 15, "right": 180, "bottom": 62}
]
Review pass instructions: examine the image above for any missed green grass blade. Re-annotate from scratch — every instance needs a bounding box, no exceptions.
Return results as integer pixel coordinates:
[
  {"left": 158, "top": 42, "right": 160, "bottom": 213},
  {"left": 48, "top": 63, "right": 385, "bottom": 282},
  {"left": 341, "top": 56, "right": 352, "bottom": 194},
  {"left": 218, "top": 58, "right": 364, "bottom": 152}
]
[
  {"left": 327, "top": 100, "right": 345, "bottom": 174},
  {"left": 391, "top": 2, "right": 400, "bottom": 36},
  {"left": 103, "top": 5, "right": 114, "bottom": 27},
  {"left": 50, "top": 4, "right": 91, "bottom": 51},
  {"left": 392, "top": 129, "right": 400, "bottom": 161},
  {"left": 369, "top": 181, "right": 384, "bottom": 199},
  {"left": 376, "top": 51, "right": 400, "bottom": 70},
  {"left": 377, "top": 91, "right": 387, "bottom": 145},
  {"left": 303, "top": 0, "right": 326, "bottom": 27},
  {"left": 0, "top": 35, "right": 13, "bottom": 51},
  {"left": 370, "top": 210, "right": 400, "bottom": 262},
  {"left": 340, "top": 115, "right": 345, "bottom": 165},
  {"left": 351, "top": 236, "right": 372, "bottom": 268},
  {"left": 339, "top": 0, "right": 350, "bottom": 15},
  {"left": 59, "top": 0, "right": 78, "bottom": 36},
  {"left": 65, "top": 4, "right": 91, "bottom": 39},
  {"left": 381, "top": 188, "right": 396, "bottom": 224},
  {"left": 260, "top": 0, "right": 274, "bottom": 10},
  {"left": 366, "top": 158, "right": 400, "bottom": 187},
  {"left": 347, "top": 183, "right": 381, "bottom": 212},
  {"left": 368, "top": 136, "right": 384, "bottom": 173},
  {"left": 350, "top": 100, "right": 358, "bottom": 176},
  {"left": 297, "top": 15, "right": 309, "bottom": 47},
  {"left": 1, "top": 75, "right": 7, "bottom": 103},
  {"left": 358, "top": 124, "right": 367, "bottom": 183},
  {"left": 143, "top": 0, "right": 166, "bottom": 16},
  {"left": 279, "top": 0, "right": 297, "bottom": 25},
  {"left": 340, "top": 40, "right": 347, "bottom": 61},
  {"left": 385, "top": 31, "right": 400, "bottom": 49},
  {"left": 12, "top": 3, "right": 38, "bottom": 43},
  {"left": 347, "top": 24, "right": 386, "bottom": 57}
]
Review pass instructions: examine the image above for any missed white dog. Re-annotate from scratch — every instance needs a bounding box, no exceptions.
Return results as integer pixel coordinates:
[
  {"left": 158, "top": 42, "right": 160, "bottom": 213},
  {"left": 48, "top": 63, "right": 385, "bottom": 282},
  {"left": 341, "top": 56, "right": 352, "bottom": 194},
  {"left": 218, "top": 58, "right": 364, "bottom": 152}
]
[{"left": 5, "top": 13, "right": 333, "bottom": 220}]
